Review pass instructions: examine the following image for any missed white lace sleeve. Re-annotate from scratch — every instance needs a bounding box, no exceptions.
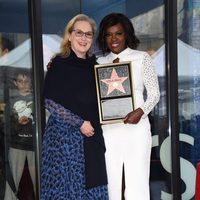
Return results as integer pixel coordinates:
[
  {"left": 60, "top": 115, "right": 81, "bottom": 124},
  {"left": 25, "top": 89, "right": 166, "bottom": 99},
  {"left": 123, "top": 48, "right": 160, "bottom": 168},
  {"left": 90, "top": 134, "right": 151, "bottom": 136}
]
[
  {"left": 140, "top": 53, "right": 160, "bottom": 116},
  {"left": 45, "top": 98, "right": 84, "bottom": 128}
]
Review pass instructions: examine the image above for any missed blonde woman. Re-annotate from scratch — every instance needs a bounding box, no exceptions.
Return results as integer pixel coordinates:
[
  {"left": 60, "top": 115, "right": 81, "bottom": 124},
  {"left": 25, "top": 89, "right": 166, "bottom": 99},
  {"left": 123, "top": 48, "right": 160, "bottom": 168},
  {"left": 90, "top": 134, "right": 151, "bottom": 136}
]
[{"left": 41, "top": 14, "right": 108, "bottom": 199}]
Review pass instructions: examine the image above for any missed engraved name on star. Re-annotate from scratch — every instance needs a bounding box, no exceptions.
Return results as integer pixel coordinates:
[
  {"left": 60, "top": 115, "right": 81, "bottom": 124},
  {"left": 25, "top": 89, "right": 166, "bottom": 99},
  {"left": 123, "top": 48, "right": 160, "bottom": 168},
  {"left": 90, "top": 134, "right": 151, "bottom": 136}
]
[{"left": 101, "top": 68, "right": 128, "bottom": 95}]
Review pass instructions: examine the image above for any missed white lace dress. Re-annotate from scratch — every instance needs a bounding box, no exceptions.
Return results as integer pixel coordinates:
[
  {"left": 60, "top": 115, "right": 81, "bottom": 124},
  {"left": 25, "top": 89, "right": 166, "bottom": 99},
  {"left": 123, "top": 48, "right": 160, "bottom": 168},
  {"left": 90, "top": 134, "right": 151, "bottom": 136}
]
[{"left": 97, "top": 47, "right": 160, "bottom": 200}]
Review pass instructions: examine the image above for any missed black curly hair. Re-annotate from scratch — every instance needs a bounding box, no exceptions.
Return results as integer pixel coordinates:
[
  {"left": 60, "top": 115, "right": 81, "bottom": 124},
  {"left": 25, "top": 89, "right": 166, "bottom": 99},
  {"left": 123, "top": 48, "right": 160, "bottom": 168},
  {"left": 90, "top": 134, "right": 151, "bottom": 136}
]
[{"left": 97, "top": 13, "right": 140, "bottom": 55}]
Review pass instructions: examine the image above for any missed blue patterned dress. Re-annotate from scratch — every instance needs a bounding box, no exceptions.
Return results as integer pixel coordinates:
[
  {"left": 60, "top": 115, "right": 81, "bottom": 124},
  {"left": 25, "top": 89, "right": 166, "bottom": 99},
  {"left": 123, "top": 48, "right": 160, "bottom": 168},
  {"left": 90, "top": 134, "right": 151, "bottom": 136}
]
[{"left": 41, "top": 99, "right": 108, "bottom": 199}]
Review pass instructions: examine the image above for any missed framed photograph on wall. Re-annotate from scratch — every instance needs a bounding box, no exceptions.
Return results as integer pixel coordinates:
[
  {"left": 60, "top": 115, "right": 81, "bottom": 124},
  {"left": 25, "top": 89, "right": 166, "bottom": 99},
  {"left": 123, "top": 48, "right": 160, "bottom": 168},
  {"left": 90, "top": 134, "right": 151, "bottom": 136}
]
[{"left": 94, "top": 61, "right": 135, "bottom": 124}]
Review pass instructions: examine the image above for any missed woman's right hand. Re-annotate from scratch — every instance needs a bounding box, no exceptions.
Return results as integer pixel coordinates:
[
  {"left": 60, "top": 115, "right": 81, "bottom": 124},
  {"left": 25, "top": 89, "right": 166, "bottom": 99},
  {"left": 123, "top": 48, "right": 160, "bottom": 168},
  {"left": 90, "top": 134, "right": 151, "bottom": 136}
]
[{"left": 80, "top": 121, "right": 94, "bottom": 137}]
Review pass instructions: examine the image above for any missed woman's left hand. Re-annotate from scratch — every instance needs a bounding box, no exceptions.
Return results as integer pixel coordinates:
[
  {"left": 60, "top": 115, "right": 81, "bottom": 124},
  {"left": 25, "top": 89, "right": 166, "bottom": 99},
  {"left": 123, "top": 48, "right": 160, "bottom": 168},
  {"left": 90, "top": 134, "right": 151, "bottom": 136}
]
[{"left": 123, "top": 108, "right": 144, "bottom": 124}]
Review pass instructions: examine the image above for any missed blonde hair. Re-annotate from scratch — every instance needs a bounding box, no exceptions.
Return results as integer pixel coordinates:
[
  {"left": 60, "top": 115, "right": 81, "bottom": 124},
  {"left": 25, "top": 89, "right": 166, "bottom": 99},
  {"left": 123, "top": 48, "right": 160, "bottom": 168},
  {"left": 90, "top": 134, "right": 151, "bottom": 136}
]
[{"left": 59, "top": 14, "right": 96, "bottom": 57}]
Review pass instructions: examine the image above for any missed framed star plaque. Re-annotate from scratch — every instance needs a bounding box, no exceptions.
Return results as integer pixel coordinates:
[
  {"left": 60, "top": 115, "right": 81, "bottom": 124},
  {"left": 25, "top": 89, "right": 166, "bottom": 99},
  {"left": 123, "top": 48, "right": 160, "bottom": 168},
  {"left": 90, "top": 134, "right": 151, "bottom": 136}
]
[{"left": 94, "top": 61, "right": 135, "bottom": 124}]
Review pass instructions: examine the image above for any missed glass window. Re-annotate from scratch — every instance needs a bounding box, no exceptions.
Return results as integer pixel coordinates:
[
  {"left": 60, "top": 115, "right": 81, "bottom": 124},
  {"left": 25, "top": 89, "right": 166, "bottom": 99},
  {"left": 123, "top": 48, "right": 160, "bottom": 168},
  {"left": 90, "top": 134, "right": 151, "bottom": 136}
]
[
  {"left": 0, "top": 32, "right": 36, "bottom": 200},
  {"left": 0, "top": 1, "right": 34, "bottom": 199},
  {"left": 178, "top": 0, "right": 200, "bottom": 199}
]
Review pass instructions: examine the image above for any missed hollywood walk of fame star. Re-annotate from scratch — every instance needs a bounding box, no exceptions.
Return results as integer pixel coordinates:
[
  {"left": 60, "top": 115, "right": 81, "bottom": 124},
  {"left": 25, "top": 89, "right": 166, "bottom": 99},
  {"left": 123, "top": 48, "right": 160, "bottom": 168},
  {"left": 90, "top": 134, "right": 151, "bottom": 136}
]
[{"left": 101, "top": 68, "right": 128, "bottom": 95}]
